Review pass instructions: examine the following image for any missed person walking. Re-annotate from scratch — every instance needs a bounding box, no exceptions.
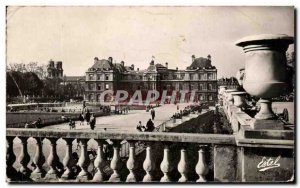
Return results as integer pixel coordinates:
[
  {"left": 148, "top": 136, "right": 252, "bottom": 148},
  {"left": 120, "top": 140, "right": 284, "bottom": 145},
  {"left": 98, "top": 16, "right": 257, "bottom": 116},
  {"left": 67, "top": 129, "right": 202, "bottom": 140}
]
[
  {"left": 89, "top": 114, "right": 96, "bottom": 130},
  {"left": 78, "top": 113, "right": 84, "bottom": 125},
  {"left": 151, "top": 108, "right": 155, "bottom": 120},
  {"left": 69, "top": 119, "right": 75, "bottom": 130},
  {"left": 85, "top": 110, "right": 91, "bottom": 125}
]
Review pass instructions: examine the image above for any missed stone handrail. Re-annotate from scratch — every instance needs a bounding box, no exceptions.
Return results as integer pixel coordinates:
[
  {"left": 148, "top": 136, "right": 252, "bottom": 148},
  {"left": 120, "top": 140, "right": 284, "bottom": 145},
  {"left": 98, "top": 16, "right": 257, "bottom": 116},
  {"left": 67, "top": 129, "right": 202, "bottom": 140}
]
[
  {"left": 6, "top": 128, "right": 235, "bottom": 144},
  {"left": 6, "top": 128, "right": 235, "bottom": 183}
]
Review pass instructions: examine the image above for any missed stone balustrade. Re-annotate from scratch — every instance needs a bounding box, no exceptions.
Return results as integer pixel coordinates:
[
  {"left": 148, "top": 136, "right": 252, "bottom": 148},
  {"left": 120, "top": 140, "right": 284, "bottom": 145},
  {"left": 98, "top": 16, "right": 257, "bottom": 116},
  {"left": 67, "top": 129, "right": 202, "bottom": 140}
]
[
  {"left": 218, "top": 88, "right": 294, "bottom": 182},
  {"left": 6, "top": 128, "right": 235, "bottom": 183}
]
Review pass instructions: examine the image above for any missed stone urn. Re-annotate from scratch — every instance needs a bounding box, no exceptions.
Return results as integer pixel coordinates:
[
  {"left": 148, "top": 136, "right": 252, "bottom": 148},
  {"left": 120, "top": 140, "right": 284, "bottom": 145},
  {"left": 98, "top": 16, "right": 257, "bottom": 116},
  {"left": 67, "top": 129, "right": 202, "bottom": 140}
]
[
  {"left": 236, "top": 68, "right": 245, "bottom": 87},
  {"left": 236, "top": 34, "right": 293, "bottom": 119},
  {"left": 231, "top": 91, "right": 247, "bottom": 111},
  {"left": 225, "top": 89, "right": 238, "bottom": 105},
  {"left": 219, "top": 86, "right": 227, "bottom": 95}
]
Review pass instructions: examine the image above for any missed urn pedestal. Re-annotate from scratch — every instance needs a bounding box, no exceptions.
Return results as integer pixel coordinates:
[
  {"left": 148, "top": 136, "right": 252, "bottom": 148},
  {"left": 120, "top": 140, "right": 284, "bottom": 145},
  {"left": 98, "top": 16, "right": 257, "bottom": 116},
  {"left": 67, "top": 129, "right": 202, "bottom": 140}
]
[
  {"left": 231, "top": 91, "right": 247, "bottom": 111},
  {"left": 235, "top": 34, "right": 293, "bottom": 120}
]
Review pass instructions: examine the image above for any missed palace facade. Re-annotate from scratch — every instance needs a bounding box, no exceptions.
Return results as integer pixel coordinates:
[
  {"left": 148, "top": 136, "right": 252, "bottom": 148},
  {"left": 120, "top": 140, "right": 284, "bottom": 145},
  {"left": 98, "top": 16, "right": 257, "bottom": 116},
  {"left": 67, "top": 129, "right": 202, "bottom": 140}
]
[{"left": 84, "top": 55, "right": 218, "bottom": 104}]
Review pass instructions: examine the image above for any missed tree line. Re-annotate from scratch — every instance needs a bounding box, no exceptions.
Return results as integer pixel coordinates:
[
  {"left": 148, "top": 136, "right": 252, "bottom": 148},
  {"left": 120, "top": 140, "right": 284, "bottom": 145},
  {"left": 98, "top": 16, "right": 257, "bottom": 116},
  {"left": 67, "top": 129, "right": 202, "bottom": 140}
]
[{"left": 7, "top": 62, "right": 84, "bottom": 102}]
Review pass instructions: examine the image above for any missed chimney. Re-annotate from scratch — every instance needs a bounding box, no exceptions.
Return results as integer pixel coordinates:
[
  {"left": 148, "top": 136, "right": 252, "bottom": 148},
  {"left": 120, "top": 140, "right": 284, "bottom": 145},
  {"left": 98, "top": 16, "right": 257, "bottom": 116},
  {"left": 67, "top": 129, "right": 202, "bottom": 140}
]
[
  {"left": 121, "top": 61, "right": 125, "bottom": 67},
  {"left": 176, "top": 67, "right": 178, "bottom": 71},
  {"left": 131, "top": 64, "right": 134, "bottom": 70},
  {"left": 207, "top": 54, "right": 211, "bottom": 61},
  {"left": 165, "top": 62, "right": 168, "bottom": 69},
  {"left": 108, "top": 57, "right": 113, "bottom": 64},
  {"left": 150, "top": 60, "right": 154, "bottom": 65},
  {"left": 94, "top": 57, "right": 99, "bottom": 64},
  {"left": 192, "top": 55, "right": 195, "bottom": 63}
]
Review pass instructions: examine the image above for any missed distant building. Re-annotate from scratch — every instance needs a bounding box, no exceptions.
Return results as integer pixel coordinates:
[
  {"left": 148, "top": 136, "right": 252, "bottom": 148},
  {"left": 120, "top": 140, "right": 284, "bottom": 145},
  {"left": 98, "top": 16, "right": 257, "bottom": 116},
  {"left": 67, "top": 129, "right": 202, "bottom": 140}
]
[
  {"left": 218, "top": 77, "right": 239, "bottom": 89},
  {"left": 63, "top": 76, "right": 86, "bottom": 98},
  {"left": 84, "top": 55, "right": 218, "bottom": 104},
  {"left": 47, "top": 59, "right": 63, "bottom": 79}
]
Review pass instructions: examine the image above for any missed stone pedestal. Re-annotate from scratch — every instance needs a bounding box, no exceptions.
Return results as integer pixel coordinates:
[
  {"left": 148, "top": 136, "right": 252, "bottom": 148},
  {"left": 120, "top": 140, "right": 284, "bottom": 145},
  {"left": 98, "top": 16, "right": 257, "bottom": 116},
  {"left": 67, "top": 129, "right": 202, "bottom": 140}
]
[
  {"left": 214, "top": 145, "right": 237, "bottom": 182},
  {"left": 238, "top": 147, "right": 294, "bottom": 182},
  {"left": 250, "top": 119, "right": 284, "bottom": 130}
]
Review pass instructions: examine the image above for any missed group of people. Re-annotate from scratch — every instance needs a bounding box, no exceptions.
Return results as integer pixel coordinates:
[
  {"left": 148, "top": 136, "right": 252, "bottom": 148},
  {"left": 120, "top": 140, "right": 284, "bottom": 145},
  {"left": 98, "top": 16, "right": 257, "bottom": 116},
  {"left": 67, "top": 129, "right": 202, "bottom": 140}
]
[
  {"left": 24, "top": 118, "right": 42, "bottom": 128},
  {"left": 136, "top": 119, "right": 155, "bottom": 132},
  {"left": 68, "top": 110, "right": 96, "bottom": 130},
  {"left": 114, "top": 106, "right": 130, "bottom": 114}
]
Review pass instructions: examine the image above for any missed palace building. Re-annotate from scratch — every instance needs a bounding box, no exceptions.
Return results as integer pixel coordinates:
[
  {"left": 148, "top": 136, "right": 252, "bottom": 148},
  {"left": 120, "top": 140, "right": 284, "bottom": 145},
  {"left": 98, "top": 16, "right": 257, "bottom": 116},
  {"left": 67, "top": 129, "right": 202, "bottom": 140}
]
[{"left": 84, "top": 55, "right": 218, "bottom": 104}]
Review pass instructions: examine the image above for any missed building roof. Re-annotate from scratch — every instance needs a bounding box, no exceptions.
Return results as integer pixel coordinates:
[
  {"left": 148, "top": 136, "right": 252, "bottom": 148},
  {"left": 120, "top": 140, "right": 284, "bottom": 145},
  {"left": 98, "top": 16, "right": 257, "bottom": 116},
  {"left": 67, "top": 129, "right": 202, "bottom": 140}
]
[
  {"left": 189, "top": 57, "right": 212, "bottom": 69},
  {"left": 114, "top": 63, "right": 126, "bottom": 72},
  {"left": 90, "top": 59, "right": 114, "bottom": 71},
  {"left": 65, "top": 76, "right": 85, "bottom": 82}
]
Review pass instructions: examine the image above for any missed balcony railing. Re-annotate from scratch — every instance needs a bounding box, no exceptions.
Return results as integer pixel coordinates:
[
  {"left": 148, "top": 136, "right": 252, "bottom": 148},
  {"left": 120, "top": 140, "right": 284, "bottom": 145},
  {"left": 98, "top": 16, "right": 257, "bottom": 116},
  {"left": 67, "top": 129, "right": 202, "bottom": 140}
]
[{"left": 6, "top": 128, "right": 235, "bottom": 183}]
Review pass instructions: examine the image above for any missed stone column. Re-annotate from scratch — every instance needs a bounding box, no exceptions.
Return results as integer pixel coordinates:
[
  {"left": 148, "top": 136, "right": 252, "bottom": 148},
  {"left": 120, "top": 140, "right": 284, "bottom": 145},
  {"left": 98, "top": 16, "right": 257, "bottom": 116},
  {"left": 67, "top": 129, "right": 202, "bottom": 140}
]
[
  {"left": 18, "top": 137, "right": 31, "bottom": 177},
  {"left": 178, "top": 147, "right": 188, "bottom": 182},
  {"left": 143, "top": 143, "right": 155, "bottom": 182},
  {"left": 108, "top": 140, "right": 122, "bottom": 182},
  {"left": 61, "top": 138, "right": 74, "bottom": 180},
  {"left": 160, "top": 144, "right": 171, "bottom": 182},
  {"left": 77, "top": 139, "right": 91, "bottom": 181},
  {"left": 45, "top": 138, "right": 59, "bottom": 181},
  {"left": 126, "top": 141, "right": 137, "bottom": 182},
  {"left": 93, "top": 139, "right": 106, "bottom": 182},
  {"left": 6, "top": 137, "right": 17, "bottom": 181},
  {"left": 195, "top": 145, "right": 208, "bottom": 182},
  {"left": 30, "top": 137, "right": 46, "bottom": 180}
]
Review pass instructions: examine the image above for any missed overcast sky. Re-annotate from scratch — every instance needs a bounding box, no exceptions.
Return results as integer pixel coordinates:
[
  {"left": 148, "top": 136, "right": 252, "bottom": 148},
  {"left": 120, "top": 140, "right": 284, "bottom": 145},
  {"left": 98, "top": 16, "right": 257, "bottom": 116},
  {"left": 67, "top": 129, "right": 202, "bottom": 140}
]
[{"left": 6, "top": 6, "right": 294, "bottom": 78}]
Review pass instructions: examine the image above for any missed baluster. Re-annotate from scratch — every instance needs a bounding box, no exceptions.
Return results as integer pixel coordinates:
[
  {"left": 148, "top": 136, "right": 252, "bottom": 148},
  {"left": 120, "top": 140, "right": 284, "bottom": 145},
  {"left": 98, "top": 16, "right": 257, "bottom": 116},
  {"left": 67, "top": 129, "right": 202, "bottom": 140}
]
[
  {"left": 92, "top": 139, "right": 106, "bottom": 182},
  {"left": 77, "top": 139, "right": 91, "bottom": 181},
  {"left": 61, "top": 138, "right": 74, "bottom": 180},
  {"left": 45, "top": 138, "right": 59, "bottom": 180},
  {"left": 108, "top": 140, "right": 122, "bottom": 182},
  {"left": 18, "top": 137, "right": 31, "bottom": 177},
  {"left": 143, "top": 143, "right": 154, "bottom": 182},
  {"left": 195, "top": 145, "right": 208, "bottom": 182},
  {"left": 30, "top": 137, "right": 46, "bottom": 180},
  {"left": 160, "top": 144, "right": 171, "bottom": 182},
  {"left": 6, "top": 136, "right": 17, "bottom": 181},
  {"left": 126, "top": 141, "right": 137, "bottom": 182},
  {"left": 177, "top": 147, "right": 188, "bottom": 182}
]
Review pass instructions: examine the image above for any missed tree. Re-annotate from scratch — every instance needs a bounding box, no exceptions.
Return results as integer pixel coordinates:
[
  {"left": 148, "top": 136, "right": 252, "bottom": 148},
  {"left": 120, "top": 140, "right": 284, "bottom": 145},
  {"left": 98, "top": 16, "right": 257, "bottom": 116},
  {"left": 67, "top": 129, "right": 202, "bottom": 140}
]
[
  {"left": 7, "top": 71, "right": 23, "bottom": 97},
  {"left": 8, "top": 62, "right": 47, "bottom": 80},
  {"left": 22, "top": 72, "right": 44, "bottom": 96}
]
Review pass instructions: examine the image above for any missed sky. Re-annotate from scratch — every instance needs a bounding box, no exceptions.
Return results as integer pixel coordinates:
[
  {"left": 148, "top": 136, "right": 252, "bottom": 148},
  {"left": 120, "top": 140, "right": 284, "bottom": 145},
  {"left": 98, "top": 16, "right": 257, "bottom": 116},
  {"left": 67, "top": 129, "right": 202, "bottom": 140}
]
[{"left": 6, "top": 6, "right": 294, "bottom": 78}]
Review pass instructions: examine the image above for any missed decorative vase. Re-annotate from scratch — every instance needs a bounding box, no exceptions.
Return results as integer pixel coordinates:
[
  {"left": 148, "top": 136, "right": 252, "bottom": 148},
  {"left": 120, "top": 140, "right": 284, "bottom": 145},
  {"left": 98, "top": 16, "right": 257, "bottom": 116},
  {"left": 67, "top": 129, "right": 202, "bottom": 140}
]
[
  {"left": 236, "top": 68, "right": 245, "bottom": 87},
  {"left": 225, "top": 89, "right": 238, "bottom": 105},
  {"left": 219, "top": 86, "right": 227, "bottom": 95},
  {"left": 236, "top": 34, "right": 293, "bottom": 119},
  {"left": 231, "top": 91, "right": 247, "bottom": 111}
]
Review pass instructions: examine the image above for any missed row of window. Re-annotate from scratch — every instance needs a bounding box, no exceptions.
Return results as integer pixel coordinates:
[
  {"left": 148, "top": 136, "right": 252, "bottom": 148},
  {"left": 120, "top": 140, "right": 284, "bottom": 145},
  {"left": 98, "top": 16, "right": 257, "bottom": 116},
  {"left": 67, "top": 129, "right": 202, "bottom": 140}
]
[
  {"left": 88, "top": 74, "right": 110, "bottom": 81},
  {"left": 86, "top": 72, "right": 217, "bottom": 81},
  {"left": 87, "top": 83, "right": 110, "bottom": 90}
]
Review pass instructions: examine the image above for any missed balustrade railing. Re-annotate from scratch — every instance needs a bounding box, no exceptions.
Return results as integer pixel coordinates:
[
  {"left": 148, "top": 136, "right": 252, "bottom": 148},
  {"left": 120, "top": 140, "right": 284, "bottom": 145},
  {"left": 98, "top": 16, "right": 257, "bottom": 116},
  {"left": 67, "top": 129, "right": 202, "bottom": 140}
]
[{"left": 6, "top": 128, "right": 235, "bottom": 183}]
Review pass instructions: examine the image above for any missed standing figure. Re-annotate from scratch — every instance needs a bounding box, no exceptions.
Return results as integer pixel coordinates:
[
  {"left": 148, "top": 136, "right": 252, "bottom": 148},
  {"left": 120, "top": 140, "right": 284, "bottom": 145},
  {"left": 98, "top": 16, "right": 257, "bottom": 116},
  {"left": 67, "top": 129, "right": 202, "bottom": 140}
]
[
  {"left": 69, "top": 120, "right": 74, "bottom": 130},
  {"left": 85, "top": 110, "right": 91, "bottom": 125},
  {"left": 78, "top": 113, "right": 84, "bottom": 125},
  {"left": 89, "top": 114, "right": 96, "bottom": 130},
  {"left": 151, "top": 108, "right": 155, "bottom": 120}
]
